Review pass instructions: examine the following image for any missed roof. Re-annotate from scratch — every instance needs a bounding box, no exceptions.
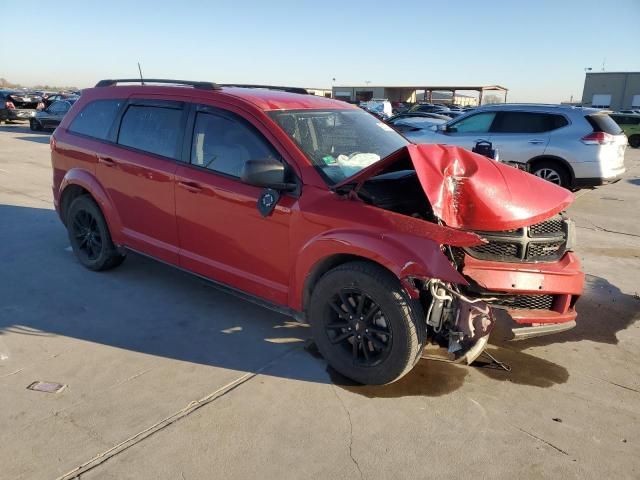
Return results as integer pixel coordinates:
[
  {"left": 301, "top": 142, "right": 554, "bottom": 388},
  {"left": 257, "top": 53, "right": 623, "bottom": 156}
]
[
  {"left": 222, "top": 87, "right": 351, "bottom": 111},
  {"left": 334, "top": 84, "right": 508, "bottom": 92},
  {"left": 585, "top": 71, "right": 640, "bottom": 75},
  {"left": 473, "top": 103, "right": 601, "bottom": 113},
  {"left": 86, "top": 82, "right": 355, "bottom": 112}
]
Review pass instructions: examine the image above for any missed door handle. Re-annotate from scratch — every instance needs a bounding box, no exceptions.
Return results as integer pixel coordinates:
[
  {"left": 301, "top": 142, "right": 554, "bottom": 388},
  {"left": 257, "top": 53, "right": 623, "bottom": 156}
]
[
  {"left": 177, "top": 181, "right": 203, "bottom": 193},
  {"left": 528, "top": 139, "right": 545, "bottom": 144},
  {"left": 97, "top": 156, "right": 116, "bottom": 167}
]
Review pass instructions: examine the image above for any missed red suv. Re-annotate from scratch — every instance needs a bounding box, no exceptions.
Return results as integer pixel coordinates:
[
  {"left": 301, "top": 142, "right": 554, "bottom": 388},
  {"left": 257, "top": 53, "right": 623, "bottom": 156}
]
[{"left": 51, "top": 79, "right": 585, "bottom": 385}]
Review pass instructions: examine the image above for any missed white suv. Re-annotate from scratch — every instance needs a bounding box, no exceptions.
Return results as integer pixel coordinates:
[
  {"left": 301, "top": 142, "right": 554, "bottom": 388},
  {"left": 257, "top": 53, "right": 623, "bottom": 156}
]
[{"left": 404, "top": 104, "right": 627, "bottom": 188}]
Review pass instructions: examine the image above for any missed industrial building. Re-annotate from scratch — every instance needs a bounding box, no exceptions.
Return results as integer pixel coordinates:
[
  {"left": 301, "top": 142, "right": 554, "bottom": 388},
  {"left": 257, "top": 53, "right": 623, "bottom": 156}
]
[
  {"left": 581, "top": 72, "right": 640, "bottom": 110},
  {"left": 331, "top": 84, "right": 508, "bottom": 106}
]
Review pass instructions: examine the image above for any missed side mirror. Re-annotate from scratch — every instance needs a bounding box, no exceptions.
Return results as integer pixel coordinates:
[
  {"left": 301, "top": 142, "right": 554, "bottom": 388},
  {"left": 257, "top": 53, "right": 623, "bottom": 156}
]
[{"left": 241, "top": 158, "right": 297, "bottom": 191}]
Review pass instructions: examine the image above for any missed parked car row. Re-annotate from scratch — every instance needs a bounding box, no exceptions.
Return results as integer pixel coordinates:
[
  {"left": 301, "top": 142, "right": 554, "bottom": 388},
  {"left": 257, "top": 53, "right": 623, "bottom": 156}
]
[
  {"left": 359, "top": 99, "right": 472, "bottom": 121},
  {"left": 0, "top": 90, "right": 42, "bottom": 123},
  {"left": 1, "top": 89, "right": 81, "bottom": 129}
]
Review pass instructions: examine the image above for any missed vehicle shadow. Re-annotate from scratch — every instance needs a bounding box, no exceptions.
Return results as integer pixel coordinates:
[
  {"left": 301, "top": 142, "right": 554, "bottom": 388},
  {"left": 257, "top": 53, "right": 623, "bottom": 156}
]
[
  {"left": 491, "top": 274, "right": 640, "bottom": 348},
  {"left": 1, "top": 204, "right": 637, "bottom": 397},
  {"left": 0, "top": 124, "right": 34, "bottom": 134},
  {"left": 627, "top": 178, "right": 640, "bottom": 186},
  {"left": 14, "top": 135, "right": 51, "bottom": 144}
]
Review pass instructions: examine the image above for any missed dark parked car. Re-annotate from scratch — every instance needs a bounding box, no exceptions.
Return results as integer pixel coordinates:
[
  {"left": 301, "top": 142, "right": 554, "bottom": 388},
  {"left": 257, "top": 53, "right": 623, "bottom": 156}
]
[
  {"left": 610, "top": 113, "right": 640, "bottom": 148},
  {"left": 30, "top": 97, "right": 78, "bottom": 131},
  {"left": 38, "top": 92, "right": 78, "bottom": 111},
  {"left": 0, "top": 90, "right": 41, "bottom": 123},
  {"left": 409, "top": 103, "right": 449, "bottom": 114},
  {"left": 51, "top": 78, "right": 585, "bottom": 385}
]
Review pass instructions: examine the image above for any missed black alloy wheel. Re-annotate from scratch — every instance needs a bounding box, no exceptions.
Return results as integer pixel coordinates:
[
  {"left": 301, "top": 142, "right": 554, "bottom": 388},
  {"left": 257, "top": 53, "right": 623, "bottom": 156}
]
[
  {"left": 309, "top": 261, "right": 425, "bottom": 385},
  {"left": 325, "top": 287, "right": 393, "bottom": 367},
  {"left": 71, "top": 209, "right": 103, "bottom": 262},
  {"left": 66, "top": 195, "right": 125, "bottom": 271}
]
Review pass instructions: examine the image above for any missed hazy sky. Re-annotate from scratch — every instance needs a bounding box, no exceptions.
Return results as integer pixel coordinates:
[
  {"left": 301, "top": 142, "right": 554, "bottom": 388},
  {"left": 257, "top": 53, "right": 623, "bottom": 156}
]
[{"left": 2, "top": 0, "right": 638, "bottom": 102}]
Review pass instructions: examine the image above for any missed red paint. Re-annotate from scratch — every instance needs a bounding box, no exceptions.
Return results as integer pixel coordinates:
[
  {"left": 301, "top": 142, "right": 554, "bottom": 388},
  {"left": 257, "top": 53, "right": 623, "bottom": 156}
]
[{"left": 52, "top": 84, "right": 585, "bottom": 328}]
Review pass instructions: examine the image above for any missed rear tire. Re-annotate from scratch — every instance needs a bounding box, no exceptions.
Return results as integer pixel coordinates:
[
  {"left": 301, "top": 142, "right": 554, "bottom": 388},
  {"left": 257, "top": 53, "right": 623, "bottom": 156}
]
[
  {"left": 629, "top": 135, "right": 640, "bottom": 149},
  {"left": 530, "top": 160, "right": 570, "bottom": 189},
  {"left": 309, "top": 261, "right": 426, "bottom": 385},
  {"left": 29, "top": 119, "right": 42, "bottom": 131},
  {"left": 66, "top": 195, "right": 126, "bottom": 271}
]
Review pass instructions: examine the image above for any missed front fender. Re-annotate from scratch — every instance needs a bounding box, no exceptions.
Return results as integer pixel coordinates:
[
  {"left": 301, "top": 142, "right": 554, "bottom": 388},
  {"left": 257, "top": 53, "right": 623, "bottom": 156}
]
[
  {"left": 290, "top": 228, "right": 468, "bottom": 311},
  {"left": 59, "top": 168, "right": 123, "bottom": 244}
]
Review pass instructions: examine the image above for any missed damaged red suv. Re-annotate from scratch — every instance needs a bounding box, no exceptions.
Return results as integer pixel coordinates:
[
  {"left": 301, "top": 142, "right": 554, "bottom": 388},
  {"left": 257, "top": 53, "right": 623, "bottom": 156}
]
[{"left": 51, "top": 79, "right": 585, "bottom": 385}]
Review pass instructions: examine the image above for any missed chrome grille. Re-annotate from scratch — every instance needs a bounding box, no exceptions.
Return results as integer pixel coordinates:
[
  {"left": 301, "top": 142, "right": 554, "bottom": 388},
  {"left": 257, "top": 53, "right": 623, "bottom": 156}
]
[{"left": 464, "top": 214, "right": 570, "bottom": 263}]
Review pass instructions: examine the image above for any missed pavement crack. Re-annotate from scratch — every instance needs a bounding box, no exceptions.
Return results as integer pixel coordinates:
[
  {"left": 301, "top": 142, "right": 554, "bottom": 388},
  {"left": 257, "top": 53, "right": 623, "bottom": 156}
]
[
  {"left": 575, "top": 221, "right": 640, "bottom": 238},
  {"left": 331, "top": 385, "right": 364, "bottom": 480},
  {"left": 54, "top": 346, "right": 300, "bottom": 480},
  {"left": 513, "top": 426, "right": 569, "bottom": 456},
  {"left": 116, "top": 368, "right": 153, "bottom": 386},
  {"left": 584, "top": 374, "right": 640, "bottom": 394}
]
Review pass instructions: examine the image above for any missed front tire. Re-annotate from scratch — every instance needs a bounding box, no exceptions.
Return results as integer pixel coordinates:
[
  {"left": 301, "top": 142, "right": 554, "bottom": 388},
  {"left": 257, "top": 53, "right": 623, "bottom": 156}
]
[
  {"left": 629, "top": 135, "right": 640, "bottom": 149},
  {"left": 309, "top": 261, "right": 426, "bottom": 385},
  {"left": 530, "top": 160, "right": 570, "bottom": 189},
  {"left": 67, "top": 195, "right": 125, "bottom": 271}
]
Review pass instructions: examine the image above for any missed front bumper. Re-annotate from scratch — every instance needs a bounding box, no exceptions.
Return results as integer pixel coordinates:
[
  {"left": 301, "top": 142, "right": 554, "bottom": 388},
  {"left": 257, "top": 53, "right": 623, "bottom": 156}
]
[{"left": 462, "top": 251, "right": 584, "bottom": 325}]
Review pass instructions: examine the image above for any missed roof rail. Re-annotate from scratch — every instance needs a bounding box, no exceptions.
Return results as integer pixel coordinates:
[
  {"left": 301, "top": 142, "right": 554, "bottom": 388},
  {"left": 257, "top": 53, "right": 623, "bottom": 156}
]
[
  {"left": 94, "top": 79, "right": 221, "bottom": 90},
  {"left": 220, "top": 84, "right": 309, "bottom": 95}
]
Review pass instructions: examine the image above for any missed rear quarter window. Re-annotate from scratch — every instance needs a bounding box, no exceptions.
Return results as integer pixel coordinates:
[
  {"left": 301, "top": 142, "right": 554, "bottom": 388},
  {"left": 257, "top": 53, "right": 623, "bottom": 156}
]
[
  {"left": 586, "top": 114, "right": 623, "bottom": 135},
  {"left": 68, "top": 99, "right": 123, "bottom": 140}
]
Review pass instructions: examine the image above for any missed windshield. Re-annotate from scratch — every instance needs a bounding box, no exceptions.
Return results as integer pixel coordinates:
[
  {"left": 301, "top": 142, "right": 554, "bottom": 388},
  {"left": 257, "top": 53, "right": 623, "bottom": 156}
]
[{"left": 269, "top": 109, "right": 408, "bottom": 185}]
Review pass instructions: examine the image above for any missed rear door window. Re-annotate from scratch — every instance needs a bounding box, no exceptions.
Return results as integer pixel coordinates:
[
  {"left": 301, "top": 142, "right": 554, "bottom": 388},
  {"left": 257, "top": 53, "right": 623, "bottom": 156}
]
[
  {"left": 491, "top": 112, "right": 568, "bottom": 133},
  {"left": 585, "top": 114, "right": 624, "bottom": 135},
  {"left": 68, "top": 99, "right": 123, "bottom": 140},
  {"left": 117, "top": 104, "right": 184, "bottom": 159}
]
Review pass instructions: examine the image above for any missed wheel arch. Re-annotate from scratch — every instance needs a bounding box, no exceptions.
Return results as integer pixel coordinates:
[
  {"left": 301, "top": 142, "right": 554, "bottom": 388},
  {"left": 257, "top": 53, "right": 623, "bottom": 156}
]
[
  {"left": 291, "top": 230, "right": 468, "bottom": 314},
  {"left": 528, "top": 155, "right": 575, "bottom": 185},
  {"left": 58, "top": 169, "right": 123, "bottom": 244}
]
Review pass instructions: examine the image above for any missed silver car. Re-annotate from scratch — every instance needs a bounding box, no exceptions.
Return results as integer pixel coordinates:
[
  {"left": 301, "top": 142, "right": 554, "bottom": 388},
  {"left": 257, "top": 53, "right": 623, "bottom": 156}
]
[{"left": 405, "top": 104, "right": 627, "bottom": 188}]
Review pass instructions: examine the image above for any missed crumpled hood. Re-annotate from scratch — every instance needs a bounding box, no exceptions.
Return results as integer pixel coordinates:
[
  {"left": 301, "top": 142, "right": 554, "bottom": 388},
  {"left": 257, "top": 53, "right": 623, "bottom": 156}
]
[
  {"left": 335, "top": 144, "right": 574, "bottom": 232},
  {"left": 410, "top": 144, "right": 574, "bottom": 231}
]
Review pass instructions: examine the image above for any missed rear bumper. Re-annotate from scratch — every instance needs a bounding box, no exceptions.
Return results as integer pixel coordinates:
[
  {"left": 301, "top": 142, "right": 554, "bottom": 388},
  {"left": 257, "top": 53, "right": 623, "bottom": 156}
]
[
  {"left": 462, "top": 251, "right": 584, "bottom": 325},
  {"left": 6, "top": 109, "right": 37, "bottom": 120}
]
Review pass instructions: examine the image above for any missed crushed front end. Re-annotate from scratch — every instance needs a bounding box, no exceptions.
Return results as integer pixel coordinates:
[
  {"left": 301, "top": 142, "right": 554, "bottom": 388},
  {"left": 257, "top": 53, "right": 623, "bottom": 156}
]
[
  {"left": 454, "top": 213, "right": 584, "bottom": 340},
  {"left": 336, "top": 143, "right": 586, "bottom": 359}
]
